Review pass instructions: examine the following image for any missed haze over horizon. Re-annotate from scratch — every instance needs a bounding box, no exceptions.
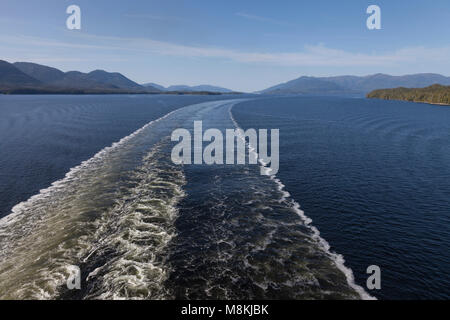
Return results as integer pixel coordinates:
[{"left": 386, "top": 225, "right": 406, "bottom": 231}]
[{"left": 1, "top": 0, "right": 450, "bottom": 92}]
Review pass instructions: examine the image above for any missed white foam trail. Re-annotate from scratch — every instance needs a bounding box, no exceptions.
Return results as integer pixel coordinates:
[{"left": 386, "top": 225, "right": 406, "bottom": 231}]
[
  {"left": 0, "top": 99, "right": 244, "bottom": 299},
  {"left": 0, "top": 107, "right": 183, "bottom": 299},
  {"left": 229, "top": 104, "right": 375, "bottom": 300},
  {"left": 83, "top": 143, "right": 186, "bottom": 300},
  {"left": 0, "top": 108, "right": 178, "bottom": 230}
]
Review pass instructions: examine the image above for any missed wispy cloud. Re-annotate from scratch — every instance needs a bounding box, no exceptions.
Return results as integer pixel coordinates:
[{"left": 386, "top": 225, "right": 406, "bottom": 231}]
[
  {"left": 1, "top": 34, "right": 124, "bottom": 51},
  {"left": 2, "top": 33, "right": 450, "bottom": 69},
  {"left": 80, "top": 33, "right": 450, "bottom": 67},
  {"left": 124, "top": 13, "right": 190, "bottom": 23},
  {"left": 235, "top": 12, "right": 291, "bottom": 26}
]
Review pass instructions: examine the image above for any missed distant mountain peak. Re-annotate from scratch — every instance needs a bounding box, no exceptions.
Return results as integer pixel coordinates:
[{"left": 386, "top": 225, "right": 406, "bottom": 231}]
[
  {"left": 260, "top": 73, "right": 450, "bottom": 96},
  {"left": 1, "top": 60, "right": 161, "bottom": 93},
  {"left": 142, "top": 82, "right": 166, "bottom": 91},
  {"left": 142, "top": 83, "right": 234, "bottom": 93},
  {"left": 0, "top": 60, "right": 42, "bottom": 86}
]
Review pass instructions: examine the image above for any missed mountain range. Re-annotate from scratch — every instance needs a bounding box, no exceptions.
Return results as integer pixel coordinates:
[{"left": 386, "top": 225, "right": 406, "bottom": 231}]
[
  {"left": 2, "top": 59, "right": 450, "bottom": 96},
  {"left": 260, "top": 74, "right": 450, "bottom": 96},
  {"left": 142, "top": 83, "right": 234, "bottom": 93},
  {"left": 0, "top": 60, "right": 160, "bottom": 94},
  {"left": 0, "top": 60, "right": 235, "bottom": 94}
]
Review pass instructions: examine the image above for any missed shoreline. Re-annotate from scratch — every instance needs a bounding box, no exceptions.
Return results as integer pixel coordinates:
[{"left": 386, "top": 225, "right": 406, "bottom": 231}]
[
  {"left": 366, "top": 84, "right": 450, "bottom": 106},
  {"left": 368, "top": 97, "right": 450, "bottom": 106},
  {"left": 0, "top": 91, "right": 243, "bottom": 96}
]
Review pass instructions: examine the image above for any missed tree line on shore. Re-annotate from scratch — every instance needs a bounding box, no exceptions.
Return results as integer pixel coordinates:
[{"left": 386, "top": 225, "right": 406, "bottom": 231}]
[{"left": 367, "top": 84, "right": 450, "bottom": 105}]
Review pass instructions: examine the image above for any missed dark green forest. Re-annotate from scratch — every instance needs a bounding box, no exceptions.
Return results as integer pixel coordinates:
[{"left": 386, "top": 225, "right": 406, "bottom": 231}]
[{"left": 367, "top": 84, "right": 450, "bottom": 105}]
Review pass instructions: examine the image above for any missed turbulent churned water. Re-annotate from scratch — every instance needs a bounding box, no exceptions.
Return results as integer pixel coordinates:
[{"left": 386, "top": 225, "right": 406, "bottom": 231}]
[
  {"left": 1, "top": 94, "right": 448, "bottom": 299},
  {"left": 232, "top": 96, "right": 450, "bottom": 300}
]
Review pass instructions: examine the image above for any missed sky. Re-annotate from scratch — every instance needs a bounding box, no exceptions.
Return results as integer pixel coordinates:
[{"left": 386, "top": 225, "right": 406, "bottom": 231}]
[{"left": 1, "top": 0, "right": 450, "bottom": 92}]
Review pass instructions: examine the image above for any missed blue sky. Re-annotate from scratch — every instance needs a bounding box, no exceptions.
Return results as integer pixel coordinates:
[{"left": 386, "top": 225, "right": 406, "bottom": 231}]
[{"left": 1, "top": 0, "right": 450, "bottom": 92}]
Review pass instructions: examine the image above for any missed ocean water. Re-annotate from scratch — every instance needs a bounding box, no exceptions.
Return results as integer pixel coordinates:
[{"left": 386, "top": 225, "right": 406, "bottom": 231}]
[
  {"left": 232, "top": 96, "right": 450, "bottom": 300},
  {"left": 0, "top": 95, "right": 448, "bottom": 299},
  {"left": 0, "top": 95, "right": 231, "bottom": 217}
]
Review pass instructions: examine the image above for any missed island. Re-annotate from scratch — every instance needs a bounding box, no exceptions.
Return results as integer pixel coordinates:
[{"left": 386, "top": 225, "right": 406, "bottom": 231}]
[{"left": 367, "top": 84, "right": 450, "bottom": 106}]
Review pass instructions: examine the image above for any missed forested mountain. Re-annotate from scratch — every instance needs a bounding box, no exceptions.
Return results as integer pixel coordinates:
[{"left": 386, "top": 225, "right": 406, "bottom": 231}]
[
  {"left": 0, "top": 60, "right": 42, "bottom": 86},
  {"left": 367, "top": 84, "right": 450, "bottom": 105},
  {"left": 0, "top": 60, "right": 161, "bottom": 93},
  {"left": 260, "top": 74, "right": 450, "bottom": 96},
  {"left": 143, "top": 83, "right": 234, "bottom": 93}
]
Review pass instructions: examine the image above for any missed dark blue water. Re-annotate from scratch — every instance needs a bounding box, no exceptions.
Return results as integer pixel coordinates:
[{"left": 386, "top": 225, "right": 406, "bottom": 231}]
[
  {"left": 0, "top": 95, "right": 448, "bottom": 300},
  {"left": 232, "top": 96, "right": 450, "bottom": 300},
  {"left": 0, "top": 95, "right": 233, "bottom": 218}
]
